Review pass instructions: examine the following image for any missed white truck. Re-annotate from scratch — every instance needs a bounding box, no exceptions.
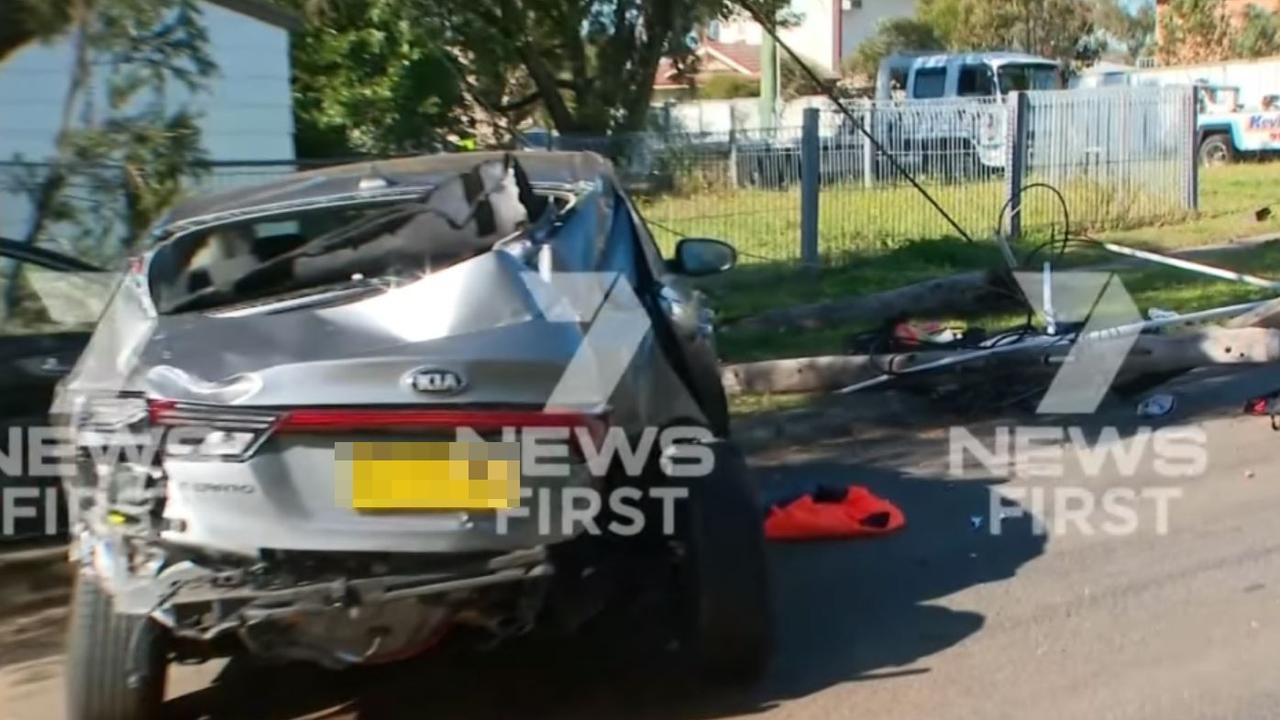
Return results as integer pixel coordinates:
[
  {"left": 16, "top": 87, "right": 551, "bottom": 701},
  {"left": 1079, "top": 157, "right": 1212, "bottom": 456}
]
[
  {"left": 1073, "top": 56, "right": 1280, "bottom": 164},
  {"left": 875, "top": 51, "right": 1063, "bottom": 101},
  {"left": 868, "top": 52, "right": 1063, "bottom": 176}
]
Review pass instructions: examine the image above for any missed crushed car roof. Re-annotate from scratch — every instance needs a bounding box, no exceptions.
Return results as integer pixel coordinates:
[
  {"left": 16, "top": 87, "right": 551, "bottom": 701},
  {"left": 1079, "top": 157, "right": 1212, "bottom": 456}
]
[{"left": 165, "top": 151, "right": 613, "bottom": 227}]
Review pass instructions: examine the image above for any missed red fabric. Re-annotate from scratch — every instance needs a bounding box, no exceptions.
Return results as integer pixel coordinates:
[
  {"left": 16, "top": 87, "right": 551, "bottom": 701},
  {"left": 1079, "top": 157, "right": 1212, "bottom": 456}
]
[
  {"left": 1245, "top": 396, "right": 1274, "bottom": 415},
  {"left": 765, "top": 486, "right": 905, "bottom": 541}
]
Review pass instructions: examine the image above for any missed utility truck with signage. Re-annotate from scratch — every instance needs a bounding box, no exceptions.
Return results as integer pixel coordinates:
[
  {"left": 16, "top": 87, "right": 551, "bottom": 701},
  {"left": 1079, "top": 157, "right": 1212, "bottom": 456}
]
[{"left": 1194, "top": 85, "right": 1280, "bottom": 165}]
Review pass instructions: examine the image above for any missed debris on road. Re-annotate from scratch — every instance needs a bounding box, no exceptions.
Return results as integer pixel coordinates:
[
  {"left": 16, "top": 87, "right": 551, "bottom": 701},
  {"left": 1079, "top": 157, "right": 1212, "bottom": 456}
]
[
  {"left": 1243, "top": 389, "right": 1280, "bottom": 429},
  {"left": 1137, "top": 393, "right": 1177, "bottom": 418},
  {"left": 765, "top": 486, "right": 905, "bottom": 541}
]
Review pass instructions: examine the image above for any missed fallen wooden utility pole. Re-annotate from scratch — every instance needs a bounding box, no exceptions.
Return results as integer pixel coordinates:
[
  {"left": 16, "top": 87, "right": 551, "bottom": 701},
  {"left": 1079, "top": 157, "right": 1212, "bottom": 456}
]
[
  {"left": 722, "top": 327, "right": 1280, "bottom": 396},
  {"left": 730, "top": 238, "right": 1280, "bottom": 334},
  {"left": 729, "top": 270, "right": 1016, "bottom": 332}
]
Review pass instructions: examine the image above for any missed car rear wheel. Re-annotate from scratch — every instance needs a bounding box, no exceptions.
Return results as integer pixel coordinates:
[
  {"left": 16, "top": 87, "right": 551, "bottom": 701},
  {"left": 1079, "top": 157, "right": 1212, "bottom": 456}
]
[
  {"left": 668, "top": 439, "right": 774, "bottom": 685},
  {"left": 65, "top": 572, "right": 168, "bottom": 720}
]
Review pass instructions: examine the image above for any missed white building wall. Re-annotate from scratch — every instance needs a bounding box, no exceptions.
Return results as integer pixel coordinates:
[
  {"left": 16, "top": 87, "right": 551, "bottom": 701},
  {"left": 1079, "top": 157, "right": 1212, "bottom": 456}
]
[
  {"left": 711, "top": 0, "right": 917, "bottom": 73},
  {"left": 1129, "top": 57, "right": 1280, "bottom": 110},
  {"left": 841, "top": 0, "right": 918, "bottom": 60},
  {"left": 715, "top": 17, "right": 764, "bottom": 45},
  {"left": 0, "top": 1, "right": 294, "bottom": 240},
  {"left": 666, "top": 95, "right": 848, "bottom": 134},
  {"left": 780, "top": 0, "right": 836, "bottom": 72}
]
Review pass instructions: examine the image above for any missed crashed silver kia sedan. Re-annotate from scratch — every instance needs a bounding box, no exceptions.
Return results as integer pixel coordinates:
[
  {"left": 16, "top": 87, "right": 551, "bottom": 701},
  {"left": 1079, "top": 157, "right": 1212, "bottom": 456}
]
[{"left": 57, "top": 152, "right": 772, "bottom": 720}]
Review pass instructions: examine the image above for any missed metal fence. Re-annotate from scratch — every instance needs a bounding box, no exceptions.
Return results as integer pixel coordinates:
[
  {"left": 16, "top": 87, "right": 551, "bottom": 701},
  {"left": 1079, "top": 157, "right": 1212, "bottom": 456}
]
[
  {"left": 0, "top": 85, "right": 1198, "bottom": 271},
  {"left": 625, "top": 85, "right": 1197, "bottom": 266},
  {"left": 1012, "top": 86, "right": 1197, "bottom": 238}
]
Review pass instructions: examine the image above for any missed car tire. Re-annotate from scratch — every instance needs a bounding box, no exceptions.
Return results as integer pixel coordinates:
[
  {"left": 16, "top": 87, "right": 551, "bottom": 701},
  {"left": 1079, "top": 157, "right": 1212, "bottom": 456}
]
[
  {"left": 1199, "top": 134, "right": 1234, "bottom": 166},
  {"left": 65, "top": 572, "right": 168, "bottom": 720},
  {"left": 669, "top": 439, "right": 774, "bottom": 685}
]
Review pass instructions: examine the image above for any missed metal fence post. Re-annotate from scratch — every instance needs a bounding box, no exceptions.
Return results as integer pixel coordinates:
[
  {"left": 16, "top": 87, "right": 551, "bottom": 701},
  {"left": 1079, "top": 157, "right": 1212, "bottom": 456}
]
[
  {"left": 728, "top": 110, "right": 739, "bottom": 189},
  {"left": 1003, "top": 91, "right": 1030, "bottom": 250},
  {"left": 801, "top": 107, "right": 820, "bottom": 268},
  {"left": 1185, "top": 86, "right": 1200, "bottom": 212},
  {"left": 862, "top": 104, "right": 875, "bottom": 190}
]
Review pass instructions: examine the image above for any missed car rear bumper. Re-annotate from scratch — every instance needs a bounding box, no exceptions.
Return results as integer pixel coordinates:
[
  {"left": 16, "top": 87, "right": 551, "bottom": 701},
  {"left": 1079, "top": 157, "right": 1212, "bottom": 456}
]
[{"left": 159, "top": 434, "right": 598, "bottom": 556}]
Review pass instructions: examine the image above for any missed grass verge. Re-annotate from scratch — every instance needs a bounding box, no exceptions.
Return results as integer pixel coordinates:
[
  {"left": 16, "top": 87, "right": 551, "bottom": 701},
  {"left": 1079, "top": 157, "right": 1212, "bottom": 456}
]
[{"left": 703, "top": 163, "right": 1280, "bottom": 367}]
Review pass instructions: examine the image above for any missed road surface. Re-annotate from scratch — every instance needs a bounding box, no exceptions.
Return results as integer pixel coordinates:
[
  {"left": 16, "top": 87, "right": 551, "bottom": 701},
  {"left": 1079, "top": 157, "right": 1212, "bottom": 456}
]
[{"left": 5, "top": 366, "right": 1280, "bottom": 719}]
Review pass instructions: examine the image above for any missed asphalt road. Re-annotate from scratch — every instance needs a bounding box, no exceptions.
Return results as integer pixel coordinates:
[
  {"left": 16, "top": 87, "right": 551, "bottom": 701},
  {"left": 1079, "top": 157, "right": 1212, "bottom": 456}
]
[{"left": 5, "top": 366, "right": 1280, "bottom": 719}]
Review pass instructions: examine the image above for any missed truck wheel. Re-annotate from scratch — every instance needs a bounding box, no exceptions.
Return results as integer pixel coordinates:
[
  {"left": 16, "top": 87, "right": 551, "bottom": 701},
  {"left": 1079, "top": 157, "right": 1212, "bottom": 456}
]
[
  {"left": 65, "top": 572, "right": 168, "bottom": 720},
  {"left": 1199, "top": 134, "right": 1234, "bottom": 166},
  {"left": 668, "top": 439, "right": 774, "bottom": 685}
]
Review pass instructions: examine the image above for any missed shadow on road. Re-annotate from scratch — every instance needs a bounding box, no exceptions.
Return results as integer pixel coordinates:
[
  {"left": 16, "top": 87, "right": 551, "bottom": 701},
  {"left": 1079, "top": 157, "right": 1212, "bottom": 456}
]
[{"left": 165, "top": 461, "right": 1045, "bottom": 720}]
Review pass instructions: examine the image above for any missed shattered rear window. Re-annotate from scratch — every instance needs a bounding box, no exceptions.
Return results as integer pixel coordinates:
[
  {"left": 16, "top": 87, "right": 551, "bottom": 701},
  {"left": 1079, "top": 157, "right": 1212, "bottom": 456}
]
[{"left": 149, "top": 157, "right": 542, "bottom": 315}]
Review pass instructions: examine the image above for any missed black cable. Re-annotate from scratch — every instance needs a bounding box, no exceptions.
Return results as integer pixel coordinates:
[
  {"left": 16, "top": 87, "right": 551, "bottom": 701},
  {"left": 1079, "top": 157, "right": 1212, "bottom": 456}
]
[
  {"left": 734, "top": 0, "right": 977, "bottom": 244},
  {"left": 992, "top": 182, "right": 1073, "bottom": 265},
  {"left": 1020, "top": 235, "right": 1104, "bottom": 270}
]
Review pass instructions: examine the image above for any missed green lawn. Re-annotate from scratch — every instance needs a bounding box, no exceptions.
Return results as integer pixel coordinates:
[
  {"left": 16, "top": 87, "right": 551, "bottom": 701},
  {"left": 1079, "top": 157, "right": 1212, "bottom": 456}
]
[{"left": 659, "top": 162, "right": 1280, "bottom": 365}]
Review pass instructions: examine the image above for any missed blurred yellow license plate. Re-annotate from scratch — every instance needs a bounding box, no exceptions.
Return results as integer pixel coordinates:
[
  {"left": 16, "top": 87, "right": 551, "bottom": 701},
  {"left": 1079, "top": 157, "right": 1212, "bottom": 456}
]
[{"left": 336, "top": 441, "right": 520, "bottom": 510}]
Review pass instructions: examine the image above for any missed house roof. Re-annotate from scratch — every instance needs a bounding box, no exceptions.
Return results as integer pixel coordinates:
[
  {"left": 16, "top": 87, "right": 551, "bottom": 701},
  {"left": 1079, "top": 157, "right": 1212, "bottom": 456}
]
[
  {"left": 206, "top": 0, "right": 304, "bottom": 31},
  {"left": 654, "top": 41, "right": 762, "bottom": 90},
  {"left": 703, "top": 41, "right": 762, "bottom": 76}
]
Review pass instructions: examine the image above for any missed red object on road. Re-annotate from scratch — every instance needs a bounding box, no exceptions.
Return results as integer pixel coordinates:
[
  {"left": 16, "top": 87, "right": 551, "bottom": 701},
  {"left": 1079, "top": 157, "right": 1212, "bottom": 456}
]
[{"left": 765, "top": 486, "right": 905, "bottom": 541}]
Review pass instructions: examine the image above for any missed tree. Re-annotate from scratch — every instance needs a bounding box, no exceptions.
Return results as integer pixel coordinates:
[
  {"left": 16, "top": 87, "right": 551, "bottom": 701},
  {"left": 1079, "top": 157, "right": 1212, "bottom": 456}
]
[
  {"left": 5, "top": 0, "right": 216, "bottom": 262},
  {"left": 780, "top": 54, "right": 829, "bottom": 98},
  {"left": 1093, "top": 0, "right": 1156, "bottom": 61},
  {"left": 856, "top": 0, "right": 1100, "bottom": 74},
  {"left": 1157, "top": 0, "right": 1231, "bottom": 64},
  {"left": 843, "top": 17, "right": 944, "bottom": 79},
  {"left": 699, "top": 74, "right": 759, "bottom": 99},
  {"left": 433, "top": 0, "right": 788, "bottom": 136},
  {"left": 1236, "top": 4, "right": 1280, "bottom": 59},
  {"left": 951, "top": 0, "right": 1100, "bottom": 65},
  {"left": 0, "top": 0, "right": 75, "bottom": 61},
  {"left": 284, "top": 0, "right": 471, "bottom": 156}
]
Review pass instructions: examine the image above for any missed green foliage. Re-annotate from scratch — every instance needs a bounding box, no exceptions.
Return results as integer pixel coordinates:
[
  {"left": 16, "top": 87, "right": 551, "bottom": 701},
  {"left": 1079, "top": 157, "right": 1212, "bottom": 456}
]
[
  {"left": 1093, "top": 0, "right": 1156, "bottom": 61},
  {"left": 61, "top": 111, "right": 207, "bottom": 252},
  {"left": 699, "top": 74, "right": 760, "bottom": 99},
  {"left": 780, "top": 54, "right": 828, "bottom": 98},
  {"left": 861, "top": 0, "right": 1101, "bottom": 70},
  {"left": 1157, "top": 0, "right": 1231, "bottom": 63},
  {"left": 843, "top": 17, "right": 944, "bottom": 79},
  {"left": 1236, "top": 4, "right": 1280, "bottom": 59},
  {"left": 5, "top": 0, "right": 216, "bottom": 259},
  {"left": 287, "top": 0, "right": 468, "bottom": 156},
  {"left": 432, "top": 0, "right": 789, "bottom": 135},
  {"left": 0, "top": 0, "right": 74, "bottom": 60}
]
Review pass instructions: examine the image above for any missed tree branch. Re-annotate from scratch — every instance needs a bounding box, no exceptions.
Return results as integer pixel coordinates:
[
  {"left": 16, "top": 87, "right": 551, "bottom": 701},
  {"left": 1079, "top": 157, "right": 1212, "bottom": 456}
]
[{"left": 495, "top": 0, "right": 578, "bottom": 132}]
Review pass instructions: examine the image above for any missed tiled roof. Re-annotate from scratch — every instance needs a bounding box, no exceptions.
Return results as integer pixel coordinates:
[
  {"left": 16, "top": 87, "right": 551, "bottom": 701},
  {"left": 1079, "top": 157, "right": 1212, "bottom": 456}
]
[{"left": 654, "top": 41, "right": 763, "bottom": 89}]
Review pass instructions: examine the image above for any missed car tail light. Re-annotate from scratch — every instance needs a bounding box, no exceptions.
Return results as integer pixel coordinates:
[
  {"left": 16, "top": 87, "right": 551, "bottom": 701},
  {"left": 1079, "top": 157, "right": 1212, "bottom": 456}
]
[
  {"left": 147, "top": 399, "right": 282, "bottom": 461},
  {"left": 275, "top": 407, "right": 605, "bottom": 439},
  {"left": 142, "top": 401, "right": 607, "bottom": 461}
]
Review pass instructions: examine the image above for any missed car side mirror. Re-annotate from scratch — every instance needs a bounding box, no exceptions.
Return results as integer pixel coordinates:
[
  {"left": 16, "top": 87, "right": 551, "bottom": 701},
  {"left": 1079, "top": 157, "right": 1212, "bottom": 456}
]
[{"left": 670, "top": 238, "right": 737, "bottom": 277}]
